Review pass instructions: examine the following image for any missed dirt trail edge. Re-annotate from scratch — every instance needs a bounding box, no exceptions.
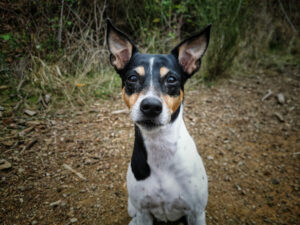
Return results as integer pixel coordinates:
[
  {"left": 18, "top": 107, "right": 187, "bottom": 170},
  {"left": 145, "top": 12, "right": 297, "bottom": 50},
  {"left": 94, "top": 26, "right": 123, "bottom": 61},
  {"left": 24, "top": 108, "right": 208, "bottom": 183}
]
[{"left": 1, "top": 70, "right": 299, "bottom": 225}]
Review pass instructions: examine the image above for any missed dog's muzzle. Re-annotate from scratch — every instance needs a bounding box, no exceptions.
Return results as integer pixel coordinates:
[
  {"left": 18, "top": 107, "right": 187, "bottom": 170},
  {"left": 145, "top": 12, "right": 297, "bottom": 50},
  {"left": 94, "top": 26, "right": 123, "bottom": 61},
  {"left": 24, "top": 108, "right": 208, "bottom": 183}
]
[{"left": 136, "top": 97, "right": 163, "bottom": 128}]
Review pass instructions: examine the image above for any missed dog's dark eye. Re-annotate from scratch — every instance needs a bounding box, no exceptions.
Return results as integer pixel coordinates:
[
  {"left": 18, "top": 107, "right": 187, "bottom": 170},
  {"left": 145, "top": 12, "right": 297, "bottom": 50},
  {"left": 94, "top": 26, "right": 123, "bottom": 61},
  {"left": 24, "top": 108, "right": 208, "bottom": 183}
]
[
  {"left": 166, "top": 75, "right": 177, "bottom": 84},
  {"left": 127, "top": 75, "right": 138, "bottom": 83}
]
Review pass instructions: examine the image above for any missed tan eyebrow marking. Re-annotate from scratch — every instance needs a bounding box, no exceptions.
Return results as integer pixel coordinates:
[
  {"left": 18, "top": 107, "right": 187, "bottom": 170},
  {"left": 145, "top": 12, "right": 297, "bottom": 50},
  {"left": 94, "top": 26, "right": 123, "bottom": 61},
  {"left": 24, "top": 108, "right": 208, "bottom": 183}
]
[
  {"left": 134, "top": 66, "right": 145, "bottom": 76},
  {"left": 160, "top": 67, "right": 170, "bottom": 77}
]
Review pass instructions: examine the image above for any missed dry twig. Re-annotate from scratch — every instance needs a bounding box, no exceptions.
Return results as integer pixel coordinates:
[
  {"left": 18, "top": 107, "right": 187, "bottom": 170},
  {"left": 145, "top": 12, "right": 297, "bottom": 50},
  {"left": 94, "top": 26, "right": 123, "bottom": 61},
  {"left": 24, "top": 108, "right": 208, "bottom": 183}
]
[{"left": 63, "top": 164, "right": 87, "bottom": 181}]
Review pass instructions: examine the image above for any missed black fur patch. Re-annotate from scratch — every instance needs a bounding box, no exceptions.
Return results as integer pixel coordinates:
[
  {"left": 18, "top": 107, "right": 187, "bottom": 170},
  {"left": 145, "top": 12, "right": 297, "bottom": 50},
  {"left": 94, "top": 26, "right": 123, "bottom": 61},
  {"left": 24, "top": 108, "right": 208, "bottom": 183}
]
[{"left": 131, "top": 125, "right": 151, "bottom": 180}]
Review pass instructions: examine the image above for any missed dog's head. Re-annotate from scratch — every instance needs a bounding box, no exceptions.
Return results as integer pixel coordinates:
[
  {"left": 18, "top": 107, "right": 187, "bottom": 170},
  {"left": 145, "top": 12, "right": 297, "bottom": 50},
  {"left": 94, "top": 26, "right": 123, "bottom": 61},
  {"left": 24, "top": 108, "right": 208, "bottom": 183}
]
[{"left": 107, "top": 19, "right": 210, "bottom": 130}]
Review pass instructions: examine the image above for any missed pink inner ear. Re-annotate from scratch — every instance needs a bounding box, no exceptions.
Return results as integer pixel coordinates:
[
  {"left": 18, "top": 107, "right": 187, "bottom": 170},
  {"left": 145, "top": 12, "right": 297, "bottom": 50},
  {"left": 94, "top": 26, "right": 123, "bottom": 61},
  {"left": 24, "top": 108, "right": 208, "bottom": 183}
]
[
  {"left": 113, "top": 48, "right": 130, "bottom": 69},
  {"left": 119, "top": 49, "right": 130, "bottom": 65},
  {"left": 109, "top": 31, "right": 133, "bottom": 70},
  {"left": 178, "top": 34, "right": 207, "bottom": 75},
  {"left": 179, "top": 49, "right": 198, "bottom": 74}
]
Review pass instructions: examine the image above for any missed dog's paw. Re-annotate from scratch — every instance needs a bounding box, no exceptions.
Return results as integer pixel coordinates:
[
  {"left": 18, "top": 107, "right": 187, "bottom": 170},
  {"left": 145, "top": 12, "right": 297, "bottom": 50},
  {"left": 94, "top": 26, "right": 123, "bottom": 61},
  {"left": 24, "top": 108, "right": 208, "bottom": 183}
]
[
  {"left": 128, "top": 215, "right": 153, "bottom": 225},
  {"left": 128, "top": 218, "right": 138, "bottom": 225}
]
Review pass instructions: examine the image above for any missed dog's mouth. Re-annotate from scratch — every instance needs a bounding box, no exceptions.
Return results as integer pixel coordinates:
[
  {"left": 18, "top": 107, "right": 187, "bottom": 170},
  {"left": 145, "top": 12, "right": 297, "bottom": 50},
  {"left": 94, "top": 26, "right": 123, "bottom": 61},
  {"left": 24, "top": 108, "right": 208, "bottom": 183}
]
[{"left": 136, "top": 119, "right": 162, "bottom": 129}]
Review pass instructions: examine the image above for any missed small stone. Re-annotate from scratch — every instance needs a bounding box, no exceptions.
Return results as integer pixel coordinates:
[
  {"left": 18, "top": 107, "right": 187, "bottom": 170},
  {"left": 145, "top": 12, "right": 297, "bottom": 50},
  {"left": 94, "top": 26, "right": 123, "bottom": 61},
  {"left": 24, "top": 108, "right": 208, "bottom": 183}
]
[
  {"left": 0, "top": 159, "right": 12, "bottom": 170},
  {"left": 274, "top": 112, "right": 284, "bottom": 122},
  {"left": 18, "top": 168, "right": 25, "bottom": 174},
  {"left": 31, "top": 220, "right": 38, "bottom": 225},
  {"left": 276, "top": 93, "right": 285, "bottom": 104},
  {"left": 207, "top": 155, "right": 214, "bottom": 160},
  {"left": 272, "top": 178, "right": 279, "bottom": 185},
  {"left": 24, "top": 109, "right": 37, "bottom": 116},
  {"left": 70, "top": 218, "right": 78, "bottom": 223},
  {"left": 45, "top": 94, "right": 51, "bottom": 104},
  {"left": 235, "top": 184, "right": 242, "bottom": 192},
  {"left": 0, "top": 106, "right": 4, "bottom": 111},
  {"left": 84, "top": 159, "right": 92, "bottom": 165},
  {"left": 18, "top": 186, "right": 26, "bottom": 192},
  {"left": 224, "top": 176, "right": 231, "bottom": 182},
  {"left": 61, "top": 201, "right": 67, "bottom": 207}
]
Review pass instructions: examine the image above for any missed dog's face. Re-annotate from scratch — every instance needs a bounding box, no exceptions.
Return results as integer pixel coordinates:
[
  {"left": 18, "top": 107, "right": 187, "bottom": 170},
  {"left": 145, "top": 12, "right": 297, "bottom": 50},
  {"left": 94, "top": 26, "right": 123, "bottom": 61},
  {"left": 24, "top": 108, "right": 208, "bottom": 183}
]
[{"left": 107, "top": 20, "right": 210, "bottom": 130}]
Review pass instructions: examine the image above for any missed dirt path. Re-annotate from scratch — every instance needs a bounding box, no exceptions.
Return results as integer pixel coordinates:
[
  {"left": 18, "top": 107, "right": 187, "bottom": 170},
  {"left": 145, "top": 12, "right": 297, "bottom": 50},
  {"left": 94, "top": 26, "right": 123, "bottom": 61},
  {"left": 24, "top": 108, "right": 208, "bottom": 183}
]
[{"left": 1, "top": 69, "right": 299, "bottom": 225}]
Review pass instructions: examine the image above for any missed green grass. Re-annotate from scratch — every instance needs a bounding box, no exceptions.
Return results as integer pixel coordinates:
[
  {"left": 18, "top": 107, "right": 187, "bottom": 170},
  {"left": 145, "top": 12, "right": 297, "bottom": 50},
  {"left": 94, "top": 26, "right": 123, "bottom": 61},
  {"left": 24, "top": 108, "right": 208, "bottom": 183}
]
[{"left": 0, "top": 0, "right": 298, "bottom": 113}]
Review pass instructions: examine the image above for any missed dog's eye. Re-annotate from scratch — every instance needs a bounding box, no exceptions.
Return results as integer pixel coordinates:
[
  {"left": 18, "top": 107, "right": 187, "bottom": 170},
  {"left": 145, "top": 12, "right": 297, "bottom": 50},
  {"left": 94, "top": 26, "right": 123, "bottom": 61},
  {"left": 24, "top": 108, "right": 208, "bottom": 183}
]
[
  {"left": 127, "top": 75, "right": 138, "bottom": 83},
  {"left": 166, "top": 75, "right": 177, "bottom": 84}
]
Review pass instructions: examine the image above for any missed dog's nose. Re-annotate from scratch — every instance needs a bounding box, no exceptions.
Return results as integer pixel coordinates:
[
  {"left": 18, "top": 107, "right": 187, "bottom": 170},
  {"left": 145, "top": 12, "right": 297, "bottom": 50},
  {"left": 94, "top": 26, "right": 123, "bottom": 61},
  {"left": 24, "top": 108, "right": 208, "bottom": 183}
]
[{"left": 140, "top": 98, "right": 162, "bottom": 117}]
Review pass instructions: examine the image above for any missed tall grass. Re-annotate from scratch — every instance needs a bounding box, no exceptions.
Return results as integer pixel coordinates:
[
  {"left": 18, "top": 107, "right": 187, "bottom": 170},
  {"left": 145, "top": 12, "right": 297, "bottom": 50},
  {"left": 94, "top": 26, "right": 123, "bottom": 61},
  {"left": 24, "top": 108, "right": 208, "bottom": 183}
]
[{"left": 0, "top": 0, "right": 298, "bottom": 112}]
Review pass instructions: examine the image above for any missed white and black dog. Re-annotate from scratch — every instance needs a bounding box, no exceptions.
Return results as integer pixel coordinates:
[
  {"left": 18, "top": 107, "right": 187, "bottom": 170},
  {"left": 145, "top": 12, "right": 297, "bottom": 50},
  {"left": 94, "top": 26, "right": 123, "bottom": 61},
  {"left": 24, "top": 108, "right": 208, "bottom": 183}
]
[{"left": 107, "top": 19, "right": 211, "bottom": 225}]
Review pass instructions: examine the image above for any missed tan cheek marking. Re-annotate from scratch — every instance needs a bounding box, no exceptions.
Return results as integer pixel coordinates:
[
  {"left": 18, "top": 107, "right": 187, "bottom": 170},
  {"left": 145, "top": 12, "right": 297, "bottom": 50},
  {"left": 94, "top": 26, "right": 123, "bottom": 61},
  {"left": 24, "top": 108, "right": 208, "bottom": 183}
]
[
  {"left": 162, "top": 90, "right": 184, "bottom": 113},
  {"left": 122, "top": 88, "right": 140, "bottom": 109},
  {"left": 160, "top": 67, "right": 170, "bottom": 77},
  {"left": 134, "top": 66, "right": 145, "bottom": 76}
]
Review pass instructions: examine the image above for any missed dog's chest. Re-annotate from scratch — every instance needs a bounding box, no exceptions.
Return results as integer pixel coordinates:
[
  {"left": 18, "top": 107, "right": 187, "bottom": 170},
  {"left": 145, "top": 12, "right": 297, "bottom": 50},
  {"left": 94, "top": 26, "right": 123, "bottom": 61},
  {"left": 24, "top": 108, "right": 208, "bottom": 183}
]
[
  {"left": 136, "top": 165, "right": 192, "bottom": 222},
  {"left": 130, "top": 125, "right": 198, "bottom": 221}
]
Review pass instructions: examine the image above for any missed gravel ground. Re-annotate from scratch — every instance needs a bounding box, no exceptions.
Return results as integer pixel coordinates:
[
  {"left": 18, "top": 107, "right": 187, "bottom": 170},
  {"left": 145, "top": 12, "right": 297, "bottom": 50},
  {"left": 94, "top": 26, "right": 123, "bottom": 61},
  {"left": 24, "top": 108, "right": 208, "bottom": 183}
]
[{"left": 0, "top": 68, "right": 299, "bottom": 225}]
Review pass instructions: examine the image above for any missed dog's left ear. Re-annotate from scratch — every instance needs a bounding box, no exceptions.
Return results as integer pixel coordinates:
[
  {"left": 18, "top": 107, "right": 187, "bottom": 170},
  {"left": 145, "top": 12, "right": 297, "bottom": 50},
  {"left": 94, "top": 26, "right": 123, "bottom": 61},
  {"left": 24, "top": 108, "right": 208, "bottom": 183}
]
[
  {"left": 171, "top": 25, "right": 211, "bottom": 76},
  {"left": 107, "top": 19, "right": 138, "bottom": 70}
]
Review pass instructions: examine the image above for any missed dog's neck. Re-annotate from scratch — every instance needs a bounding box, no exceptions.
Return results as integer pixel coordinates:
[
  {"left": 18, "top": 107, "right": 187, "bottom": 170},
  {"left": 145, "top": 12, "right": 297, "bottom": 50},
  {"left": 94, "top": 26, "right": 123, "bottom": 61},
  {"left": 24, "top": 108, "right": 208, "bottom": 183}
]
[
  {"left": 138, "top": 105, "right": 183, "bottom": 141},
  {"left": 135, "top": 105, "right": 186, "bottom": 170}
]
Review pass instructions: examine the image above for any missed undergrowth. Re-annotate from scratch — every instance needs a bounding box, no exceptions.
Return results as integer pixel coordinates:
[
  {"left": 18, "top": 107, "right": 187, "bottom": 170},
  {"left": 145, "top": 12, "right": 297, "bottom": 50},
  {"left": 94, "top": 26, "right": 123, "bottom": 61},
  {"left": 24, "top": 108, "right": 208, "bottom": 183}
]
[{"left": 0, "top": 0, "right": 298, "bottom": 115}]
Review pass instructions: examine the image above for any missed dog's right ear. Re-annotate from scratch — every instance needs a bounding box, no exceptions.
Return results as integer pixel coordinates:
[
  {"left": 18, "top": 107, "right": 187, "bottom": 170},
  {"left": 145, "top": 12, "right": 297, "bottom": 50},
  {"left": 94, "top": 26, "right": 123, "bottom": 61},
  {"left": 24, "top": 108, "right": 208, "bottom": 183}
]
[{"left": 106, "top": 19, "right": 137, "bottom": 70}]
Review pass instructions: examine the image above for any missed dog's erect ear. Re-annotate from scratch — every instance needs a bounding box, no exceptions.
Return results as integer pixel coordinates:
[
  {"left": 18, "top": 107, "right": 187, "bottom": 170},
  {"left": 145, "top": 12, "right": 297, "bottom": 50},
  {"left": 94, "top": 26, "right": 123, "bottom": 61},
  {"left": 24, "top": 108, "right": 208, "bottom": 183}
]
[
  {"left": 106, "top": 19, "right": 137, "bottom": 70},
  {"left": 171, "top": 25, "right": 211, "bottom": 76}
]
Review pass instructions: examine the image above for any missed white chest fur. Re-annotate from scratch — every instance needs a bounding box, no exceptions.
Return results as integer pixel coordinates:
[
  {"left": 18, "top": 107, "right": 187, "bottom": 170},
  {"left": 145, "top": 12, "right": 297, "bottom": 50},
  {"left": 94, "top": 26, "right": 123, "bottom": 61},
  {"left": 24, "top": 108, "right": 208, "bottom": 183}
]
[{"left": 127, "top": 108, "right": 208, "bottom": 223}]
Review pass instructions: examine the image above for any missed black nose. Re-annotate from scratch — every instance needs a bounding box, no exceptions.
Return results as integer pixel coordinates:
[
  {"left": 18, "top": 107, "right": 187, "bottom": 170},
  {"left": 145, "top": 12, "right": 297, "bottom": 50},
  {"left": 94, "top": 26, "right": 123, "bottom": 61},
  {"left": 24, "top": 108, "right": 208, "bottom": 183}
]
[{"left": 140, "top": 98, "right": 162, "bottom": 117}]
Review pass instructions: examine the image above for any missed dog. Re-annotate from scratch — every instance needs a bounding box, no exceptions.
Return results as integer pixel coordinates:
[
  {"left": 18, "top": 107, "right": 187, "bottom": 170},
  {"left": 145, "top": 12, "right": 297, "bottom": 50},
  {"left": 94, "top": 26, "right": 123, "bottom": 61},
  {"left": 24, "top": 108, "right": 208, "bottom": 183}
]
[{"left": 106, "top": 19, "right": 211, "bottom": 225}]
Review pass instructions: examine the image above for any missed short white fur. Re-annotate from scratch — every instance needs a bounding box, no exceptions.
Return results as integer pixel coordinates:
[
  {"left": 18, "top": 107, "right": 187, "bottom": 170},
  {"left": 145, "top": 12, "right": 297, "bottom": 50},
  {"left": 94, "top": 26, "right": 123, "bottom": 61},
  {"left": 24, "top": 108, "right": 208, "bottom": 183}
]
[{"left": 127, "top": 106, "right": 208, "bottom": 225}]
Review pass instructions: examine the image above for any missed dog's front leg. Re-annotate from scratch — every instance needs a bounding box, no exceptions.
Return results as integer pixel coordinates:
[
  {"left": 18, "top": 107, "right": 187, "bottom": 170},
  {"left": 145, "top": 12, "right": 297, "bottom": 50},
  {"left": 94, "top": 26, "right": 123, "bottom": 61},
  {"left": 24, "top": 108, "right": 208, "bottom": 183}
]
[
  {"left": 187, "top": 211, "right": 206, "bottom": 225},
  {"left": 129, "top": 211, "right": 153, "bottom": 225}
]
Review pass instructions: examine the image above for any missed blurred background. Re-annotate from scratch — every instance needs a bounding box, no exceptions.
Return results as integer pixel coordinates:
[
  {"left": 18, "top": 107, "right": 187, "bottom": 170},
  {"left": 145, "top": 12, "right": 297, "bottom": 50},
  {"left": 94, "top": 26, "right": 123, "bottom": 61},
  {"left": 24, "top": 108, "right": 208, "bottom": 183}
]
[
  {"left": 0, "top": 1, "right": 299, "bottom": 225},
  {"left": 0, "top": 0, "right": 298, "bottom": 111}
]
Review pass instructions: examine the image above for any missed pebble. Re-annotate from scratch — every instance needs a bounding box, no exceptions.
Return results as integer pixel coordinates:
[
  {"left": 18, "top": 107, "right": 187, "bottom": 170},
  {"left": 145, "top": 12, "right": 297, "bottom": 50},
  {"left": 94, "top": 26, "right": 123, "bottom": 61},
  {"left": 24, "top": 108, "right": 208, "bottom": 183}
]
[
  {"left": 70, "top": 218, "right": 78, "bottom": 223},
  {"left": 207, "top": 155, "right": 214, "bottom": 160},
  {"left": 18, "top": 168, "right": 25, "bottom": 174},
  {"left": 18, "top": 186, "right": 26, "bottom": 192},
  {"left": 45, "top": 94, "right": 51, "bottom": 104},
  {"left": 0, "top": 106, "right": 4, "bottom": 111},
  {"left": 274, "top": 112, "right": 284, "bottom": 122},
  {"left": 272, "top": 178, "right": 279, "bottom": 185},
  {"left": 224, "top": 176, "right": 231, "bottom": 182},
  {"left": 61, "top": 201, "right": 67, "bottom": 207},
  {"left": 24, "top": 109, "right": 37, "bottom": 116},
  {"left": 276, "top": 93, "right": 285, "bottom": 104},
  {"left": 31, "top": 220, "right": 38, "bottom": 225}
]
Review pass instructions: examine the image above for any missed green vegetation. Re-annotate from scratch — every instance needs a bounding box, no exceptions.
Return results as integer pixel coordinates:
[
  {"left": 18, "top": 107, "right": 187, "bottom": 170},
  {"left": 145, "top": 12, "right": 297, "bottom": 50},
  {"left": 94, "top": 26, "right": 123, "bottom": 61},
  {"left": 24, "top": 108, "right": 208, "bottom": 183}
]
[{"left": 0, "top": 0, "right": 298, "bottom": 113}]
